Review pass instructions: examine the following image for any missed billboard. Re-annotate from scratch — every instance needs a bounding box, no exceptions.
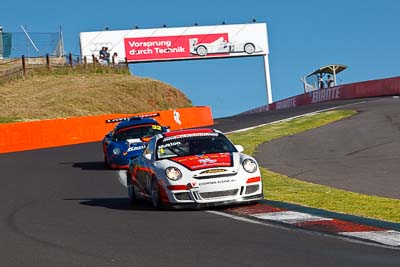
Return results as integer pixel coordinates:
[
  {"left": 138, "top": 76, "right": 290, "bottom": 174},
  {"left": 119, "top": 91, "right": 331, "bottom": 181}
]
[{"left": 80, "top": 23, "right": 269, "bottom": 63}]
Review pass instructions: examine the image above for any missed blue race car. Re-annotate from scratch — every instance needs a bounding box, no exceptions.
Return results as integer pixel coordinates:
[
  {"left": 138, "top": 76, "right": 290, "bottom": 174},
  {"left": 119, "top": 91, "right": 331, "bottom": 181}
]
[{"left": 102, "top": 115, "right": 168, "bottom": 169}]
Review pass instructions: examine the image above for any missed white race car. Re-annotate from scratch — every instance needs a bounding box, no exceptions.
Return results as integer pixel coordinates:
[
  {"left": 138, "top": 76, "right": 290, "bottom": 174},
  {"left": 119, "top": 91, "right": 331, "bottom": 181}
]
[
  {"left": 189, "top": 37, "right": 261, "bottom": 57},
  {"left": 126, "top": 128, "right": 263, "bottom": 209}
]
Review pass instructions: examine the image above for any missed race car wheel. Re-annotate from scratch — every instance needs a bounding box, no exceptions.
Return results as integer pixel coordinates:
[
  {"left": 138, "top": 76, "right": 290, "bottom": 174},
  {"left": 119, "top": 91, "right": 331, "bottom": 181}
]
[
  {"left": 151, "top": 178, "right": 161, "bottom": 209},
  {"left": 104, "top": 155, "right": 110, "bottom": 169},
  {"left": 244, "top": 43, "right": 255, "bottom": 54},
  {"left": 196, "top": 45, "right": 208, "bottom": 56},
  {"left": 127, "top": 173, "right": 137, "bottom": 204}
]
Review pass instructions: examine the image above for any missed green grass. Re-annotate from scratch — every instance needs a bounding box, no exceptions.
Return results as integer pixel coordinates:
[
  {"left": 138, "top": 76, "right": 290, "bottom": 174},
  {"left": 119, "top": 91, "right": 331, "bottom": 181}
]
[
  {"left": 24, "top": 64, "right": 131, "bottom": 77},
  {"left": 0, "top": 116, "right": 21, "bottom": 123},
  {"left": 227, "top": 110, "right": 400, "bottom": 223}
]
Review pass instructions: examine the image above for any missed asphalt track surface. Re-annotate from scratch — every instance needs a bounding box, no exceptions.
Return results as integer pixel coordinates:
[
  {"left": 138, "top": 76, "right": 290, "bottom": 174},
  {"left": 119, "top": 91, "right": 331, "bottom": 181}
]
[
  {"left": 0, "top": 97, "right": 399, "bottom": 266},
  {"left": 255, "top": 97, "right": 400, "bottom": 199}
]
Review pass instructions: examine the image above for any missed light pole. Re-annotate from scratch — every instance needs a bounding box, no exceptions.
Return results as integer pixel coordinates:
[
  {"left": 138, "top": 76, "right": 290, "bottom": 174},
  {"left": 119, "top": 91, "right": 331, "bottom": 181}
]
[{"left": 0, "top": 26, "right": 3, "bottom": 59}]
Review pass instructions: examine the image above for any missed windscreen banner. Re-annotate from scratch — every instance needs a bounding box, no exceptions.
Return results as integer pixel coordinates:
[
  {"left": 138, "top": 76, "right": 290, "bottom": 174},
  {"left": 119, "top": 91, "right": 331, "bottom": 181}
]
[{"left": 79, "top": 23, "right": 268, "bottom": 63}]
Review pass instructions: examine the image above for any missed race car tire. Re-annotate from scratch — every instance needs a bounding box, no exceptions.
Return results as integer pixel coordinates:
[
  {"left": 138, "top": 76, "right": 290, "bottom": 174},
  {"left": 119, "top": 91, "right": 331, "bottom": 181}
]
[
  {"left": 244, "top": 43, "right": 255, "bottom": 54},
  {"left": 196, "top": 45, "right": 208, "bottom": 56},
  {"left": 104, "top": 155, "right": 110, "bottom": 169},
  {"left": 127, "top": 172, "right": 137, "bottom": 204},
  {"left": 151, "top": 177, "right": 161, "bottom": 209}
]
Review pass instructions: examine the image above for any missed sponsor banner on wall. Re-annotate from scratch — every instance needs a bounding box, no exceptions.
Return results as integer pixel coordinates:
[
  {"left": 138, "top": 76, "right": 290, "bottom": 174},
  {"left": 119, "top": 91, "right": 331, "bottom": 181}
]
[
  {"left": 241, "top": 76, "right": 400, "bottom": 114},
  {"left": 80, "top": 23, "right": 268, "bottom": 63}
]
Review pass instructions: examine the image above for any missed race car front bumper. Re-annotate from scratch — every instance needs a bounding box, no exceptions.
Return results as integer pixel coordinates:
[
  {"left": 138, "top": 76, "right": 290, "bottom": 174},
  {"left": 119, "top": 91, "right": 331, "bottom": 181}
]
[
  {"left": 161, "top": 180, "right": 264, "bottom": 209},
  {"left": 165, "top": 193, "right": 264, "bottom": 209}
]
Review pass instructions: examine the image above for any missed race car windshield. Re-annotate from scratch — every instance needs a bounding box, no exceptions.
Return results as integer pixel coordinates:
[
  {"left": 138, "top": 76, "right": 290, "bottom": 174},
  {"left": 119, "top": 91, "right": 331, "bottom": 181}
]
[
  {"left": 156, "top": 134, "right": 237, "bottom": 160},
  {"left": 113, "top": 124, "right": 163, "bottom": 141}
]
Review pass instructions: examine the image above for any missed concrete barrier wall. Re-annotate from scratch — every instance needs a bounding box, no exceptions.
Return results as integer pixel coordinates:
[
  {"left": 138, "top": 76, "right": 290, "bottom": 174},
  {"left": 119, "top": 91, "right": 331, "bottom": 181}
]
[
  {"left": 243, "top": 76, "right": 400, "bottom": 114},
  {"left": 0, "top": 106, "right": 213, "bottom": 154}
]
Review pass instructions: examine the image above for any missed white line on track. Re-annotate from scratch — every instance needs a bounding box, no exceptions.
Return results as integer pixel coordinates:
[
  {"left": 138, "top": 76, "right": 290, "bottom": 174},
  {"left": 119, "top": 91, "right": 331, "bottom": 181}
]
[
  {"left": 250, "top": 211, "right": 333, "bottom": 224},
  {"left": 206, "top": 210, "right": 400, "bottom": 250},
  {"left": 340, "top": 231, "right": 400, "bottom": 247},
  {"left": 206, "top": 210, "right": 290, "bottom": 231},
  {"left": 117, "top": 170, "right": 127, "bottom": 188},
  {"left": 226, "top": 100, "right": 368, "bottom": 134}
]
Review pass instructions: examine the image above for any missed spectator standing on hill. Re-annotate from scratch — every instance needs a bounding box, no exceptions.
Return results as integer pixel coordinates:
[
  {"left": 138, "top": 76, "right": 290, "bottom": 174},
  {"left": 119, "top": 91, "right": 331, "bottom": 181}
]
[
  {"left": 105, "top": 47, "right": 110, "bottom": 64},
  {"left": 327, "top": 75, "right": 334, "bottom": 87},
  {"left": 112, "top": 52, "right": 119, "bottom": 65},
  {"left": 318, "top": 75, "right": 324, "bottom": 89},
  {"left": 99, "top": 47, "right": 106, "bottom": 60},
  {"left": 99, "top": 47, "right": 108, "bottom": 65}
]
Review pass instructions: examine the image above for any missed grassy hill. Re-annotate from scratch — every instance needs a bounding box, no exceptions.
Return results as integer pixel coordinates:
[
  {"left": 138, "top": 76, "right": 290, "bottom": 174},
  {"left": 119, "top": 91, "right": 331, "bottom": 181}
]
[{"left": 0, "top": 69, "right": 192, "bottom": 123}]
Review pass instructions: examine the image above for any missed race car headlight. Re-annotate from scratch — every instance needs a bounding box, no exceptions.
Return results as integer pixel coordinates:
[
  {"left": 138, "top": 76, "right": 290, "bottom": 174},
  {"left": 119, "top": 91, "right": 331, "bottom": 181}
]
[
  {"left": 112, "top": 147, "right": 121, "bottom": 155},
  {"left": 242, "top": 158, "right": 257, "bottom": 173},
  {"left": 165, "top": 167, "right": 182, "bottom": 181}
]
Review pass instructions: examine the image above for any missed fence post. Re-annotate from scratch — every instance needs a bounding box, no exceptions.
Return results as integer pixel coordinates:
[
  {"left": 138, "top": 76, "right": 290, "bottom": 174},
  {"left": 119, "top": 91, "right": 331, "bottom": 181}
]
[
  {"left": 125, "top": 57, "right": 129, "bottom": 69},
  {"left": 21, "top": 55, "right": 26, "bottom": 78},
  {"left": 84, "top": 56, "right": 87, "bottom": 68},
  {"left": 76, "top": 56, "right": 80, "bottom": 65},
  {"left": 69, "top": 53, "right": 73, "bottom": 68},
  {"left": 92, "top": 54, "right": 96, "bottom": 67},
  {"left": 46, "top": 54, "right": 50, "bottom": 70}
]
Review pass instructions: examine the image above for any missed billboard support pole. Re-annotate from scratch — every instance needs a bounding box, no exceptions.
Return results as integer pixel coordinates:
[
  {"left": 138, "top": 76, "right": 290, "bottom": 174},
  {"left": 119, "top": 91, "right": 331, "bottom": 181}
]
[{"left": 263, "top": 54, "right": 273, "bottom": 104}]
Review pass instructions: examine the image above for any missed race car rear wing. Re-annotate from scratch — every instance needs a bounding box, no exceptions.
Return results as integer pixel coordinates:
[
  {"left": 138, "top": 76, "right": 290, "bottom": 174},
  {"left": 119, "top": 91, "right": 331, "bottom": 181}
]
[{"left": 105, "top": 113, "right": 160, "bottom": 123}]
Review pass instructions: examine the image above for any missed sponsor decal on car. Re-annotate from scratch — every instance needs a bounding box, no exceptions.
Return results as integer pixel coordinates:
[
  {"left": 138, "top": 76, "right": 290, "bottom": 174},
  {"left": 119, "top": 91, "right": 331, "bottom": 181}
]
[
  {"left": 200, "top": 169, "right": 227, "bottom": 174},
  {"left": 127, "top": 145, "right": 146, "bottom": 152},
  {"left": 159, "top": 141, "right": 182, "bottom": 149},
  {"left": 198, "top": 158, "right": 217, "bottom": 165},
  {"left": 198, "top": 178, "right": 236, "bottom": 186},
  {"left": 163, "top": 132, "right": 218, "bottom": 142},
  {"left": 171, "top": 153, "right": 232, "bottom": 170}
]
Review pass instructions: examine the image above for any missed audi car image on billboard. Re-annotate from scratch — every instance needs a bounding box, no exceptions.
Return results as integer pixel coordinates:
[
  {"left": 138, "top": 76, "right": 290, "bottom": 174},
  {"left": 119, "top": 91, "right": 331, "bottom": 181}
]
[
  {"left": 189, "top": 36, "right": 262, "bottom": 57},
  {"left": 80, "top": 23, "right": 269, "bottom": 63}
]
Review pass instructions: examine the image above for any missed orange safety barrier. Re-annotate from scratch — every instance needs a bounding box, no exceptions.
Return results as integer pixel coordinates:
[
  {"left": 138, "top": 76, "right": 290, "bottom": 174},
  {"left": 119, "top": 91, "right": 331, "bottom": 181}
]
[{"left": 0, "top": 106, "right": 213, "bottom": 154}]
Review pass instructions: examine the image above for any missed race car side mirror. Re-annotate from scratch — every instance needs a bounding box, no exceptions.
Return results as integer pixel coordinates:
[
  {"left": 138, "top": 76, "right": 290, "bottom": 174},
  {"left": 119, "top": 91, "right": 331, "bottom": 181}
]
[
  {"left": 235, "top": 145, "right": 244, "bottom": 153},
  {"left": 144, "top": 153, "right": 151, "bottom": 160}
]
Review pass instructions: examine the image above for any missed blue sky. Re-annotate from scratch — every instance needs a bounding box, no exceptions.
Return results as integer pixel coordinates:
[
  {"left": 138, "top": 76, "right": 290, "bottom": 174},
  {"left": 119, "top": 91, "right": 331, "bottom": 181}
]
[{"left": 2, "top": 0, "right": 399, "bottom": 118}]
